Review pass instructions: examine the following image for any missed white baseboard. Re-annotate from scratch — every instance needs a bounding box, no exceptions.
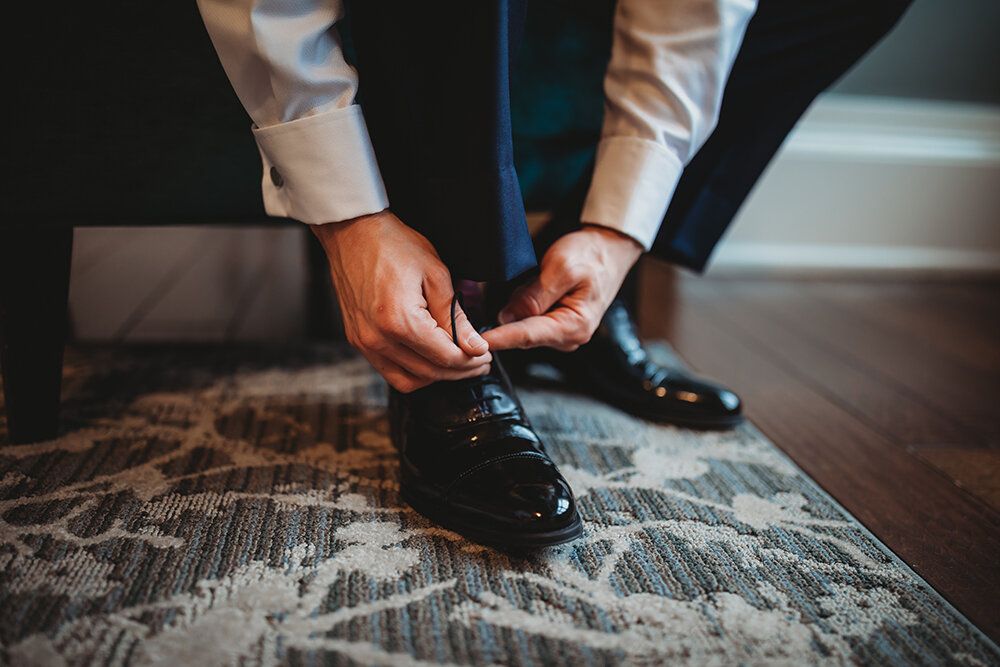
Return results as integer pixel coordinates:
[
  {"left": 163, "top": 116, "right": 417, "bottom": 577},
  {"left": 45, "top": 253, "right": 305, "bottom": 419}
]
[
  {"left": 709, "top": 95, "right": 1000, "bottom": 275},
  {"left": 709, "top": 243, "right": 1000, "bottom": 275}
]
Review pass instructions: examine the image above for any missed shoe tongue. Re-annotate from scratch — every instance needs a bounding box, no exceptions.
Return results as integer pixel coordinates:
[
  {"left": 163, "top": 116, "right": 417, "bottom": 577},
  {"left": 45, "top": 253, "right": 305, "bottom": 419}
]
[
  {"left": 596, "top": 302, "right": 647, "bottom": 367},
  {"left": 412, "top": 374, "right": 520, "bottom": 429}
]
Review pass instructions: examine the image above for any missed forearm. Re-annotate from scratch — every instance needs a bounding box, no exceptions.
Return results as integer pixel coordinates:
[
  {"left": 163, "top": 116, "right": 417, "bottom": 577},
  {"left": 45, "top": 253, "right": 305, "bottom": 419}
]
[{"left": 581, "top": 0, "right": 757, "bottom": 249}]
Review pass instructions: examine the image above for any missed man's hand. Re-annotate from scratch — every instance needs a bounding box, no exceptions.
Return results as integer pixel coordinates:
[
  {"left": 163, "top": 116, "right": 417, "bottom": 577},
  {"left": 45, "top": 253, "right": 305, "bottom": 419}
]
[
  {"left": 483, "top": 225, "right": 643, "bottom": 352},
  {"left": 313, "top": 210, "right": 491, "bottom": 392}
]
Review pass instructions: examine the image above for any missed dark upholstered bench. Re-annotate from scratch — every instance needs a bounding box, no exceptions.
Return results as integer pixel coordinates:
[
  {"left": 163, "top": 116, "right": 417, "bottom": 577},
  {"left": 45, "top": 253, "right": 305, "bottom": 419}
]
[{"left": 1, "top": 3, "right": 332, "bottom": 444}]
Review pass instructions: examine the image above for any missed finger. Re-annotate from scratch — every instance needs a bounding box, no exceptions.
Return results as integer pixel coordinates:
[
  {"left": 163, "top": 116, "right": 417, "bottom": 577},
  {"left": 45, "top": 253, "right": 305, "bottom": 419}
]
[
  {"left": 403, "top": 272, "right": 490, "bottom": 366},
  {"left": 361, "top": 349, "right": 429, "bottom": 393},
  {"left": 498, "top": 268, "right": 579, "bottom": 324},
  {"left": 482, "top": 309, "right": 587, "bottom": 352},
  {"left": 371, "top": 298, "right": 488, "bottom": 369},
  {"left": 394, "top": 306, "right": 493, "bottom": 369},
  {"left": 427, "top": 293, "right": 489, "bottom": 357},
  {"left": 388, "top": 341, "right": 491, "bottom": 381}
]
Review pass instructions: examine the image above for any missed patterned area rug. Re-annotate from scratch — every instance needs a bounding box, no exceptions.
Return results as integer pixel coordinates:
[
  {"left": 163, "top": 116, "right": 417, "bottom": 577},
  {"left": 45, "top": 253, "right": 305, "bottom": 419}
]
[{"left": 1, "top": 344, "right": 997, "bottom": 666}]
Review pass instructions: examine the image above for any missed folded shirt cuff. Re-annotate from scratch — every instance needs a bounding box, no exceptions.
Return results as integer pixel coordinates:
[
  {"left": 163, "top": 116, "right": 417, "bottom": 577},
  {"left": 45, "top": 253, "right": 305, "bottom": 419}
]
[
  {"left": 253, "top": 105, "right": 389, "bottom": 224},
  {"left": 579, "top": 136, "right": 684, "bottom": 250}
]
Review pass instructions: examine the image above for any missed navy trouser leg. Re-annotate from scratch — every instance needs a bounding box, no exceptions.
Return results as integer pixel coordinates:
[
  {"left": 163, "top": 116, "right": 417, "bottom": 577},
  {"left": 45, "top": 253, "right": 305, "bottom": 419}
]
[
  {"left": 348, "top": 0, "right": 535, "bottom": 283},
  {"left": 651, "top": 0, "right": 913, "bottom": 271},
  {"left": 527, "top": 0, "right": 912, "bottom": 276}
]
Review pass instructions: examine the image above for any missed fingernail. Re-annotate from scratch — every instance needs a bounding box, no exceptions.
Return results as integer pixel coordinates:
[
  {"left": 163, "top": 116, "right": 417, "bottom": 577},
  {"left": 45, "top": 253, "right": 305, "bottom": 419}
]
[
  {"left": 498, "top": 310, "right": 514, "bottom": 324},
  {"left": 467, "top": 332, "right": 487, "bottom": 350}
]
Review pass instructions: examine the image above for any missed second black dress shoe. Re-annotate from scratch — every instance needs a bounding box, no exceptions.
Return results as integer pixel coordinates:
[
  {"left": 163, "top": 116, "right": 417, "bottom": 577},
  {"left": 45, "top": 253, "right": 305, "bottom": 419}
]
[
  {"left": 506, "top": 299, "right": 743, "bottom": 429},
  {"left": 389, "top": 357, "right": 583, "bottom": 550}
]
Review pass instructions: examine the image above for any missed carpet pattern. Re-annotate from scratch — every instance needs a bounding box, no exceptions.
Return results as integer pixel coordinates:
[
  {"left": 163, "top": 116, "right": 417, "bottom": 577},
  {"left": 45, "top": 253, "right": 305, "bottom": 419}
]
[{"left": 1, "top": 344, "right": 997, "bottom": 666}]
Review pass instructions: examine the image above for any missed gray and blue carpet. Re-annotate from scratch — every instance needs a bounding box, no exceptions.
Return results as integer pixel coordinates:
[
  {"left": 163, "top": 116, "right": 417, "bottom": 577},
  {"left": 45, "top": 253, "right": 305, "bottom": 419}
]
[{"left": 1, "top": 344, "right": 997, "bottom": 665}]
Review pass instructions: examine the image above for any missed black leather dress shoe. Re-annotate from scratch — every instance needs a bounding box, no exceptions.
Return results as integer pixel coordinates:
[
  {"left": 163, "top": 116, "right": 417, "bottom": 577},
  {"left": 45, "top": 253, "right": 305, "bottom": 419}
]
[
  {"left": 506, "top": 300, "right": 742, "bottom": 429},
  {"left": 389, "top": 357, "right": 583, "bottom": 550}
]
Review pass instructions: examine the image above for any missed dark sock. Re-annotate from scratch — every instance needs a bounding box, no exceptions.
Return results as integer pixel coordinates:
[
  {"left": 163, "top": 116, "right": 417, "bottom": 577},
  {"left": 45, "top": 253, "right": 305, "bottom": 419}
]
[
  {"left": 453, "top": 279, "right": 487, "bottom": 328},
  {"left": 482, "top": 268, "right": 539, "bottom": 327}
]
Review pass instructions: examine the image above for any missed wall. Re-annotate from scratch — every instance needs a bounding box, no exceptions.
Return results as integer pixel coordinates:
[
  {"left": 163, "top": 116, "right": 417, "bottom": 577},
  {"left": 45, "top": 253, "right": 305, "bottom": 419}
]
[{"left": 708, "top": 0, "right": 1000, "bottom": 275}]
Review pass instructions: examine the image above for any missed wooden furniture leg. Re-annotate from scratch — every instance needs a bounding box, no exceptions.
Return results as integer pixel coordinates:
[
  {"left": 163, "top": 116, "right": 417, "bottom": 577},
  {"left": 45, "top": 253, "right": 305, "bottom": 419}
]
[{"left": 0, "top": 226, "right": 74, "bottom": 443}]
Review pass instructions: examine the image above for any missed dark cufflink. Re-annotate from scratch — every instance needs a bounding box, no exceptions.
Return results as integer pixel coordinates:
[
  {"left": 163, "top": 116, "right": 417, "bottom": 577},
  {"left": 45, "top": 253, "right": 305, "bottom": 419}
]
[{"left": 269, "top": 166, "right": 284, "bottom": 187}]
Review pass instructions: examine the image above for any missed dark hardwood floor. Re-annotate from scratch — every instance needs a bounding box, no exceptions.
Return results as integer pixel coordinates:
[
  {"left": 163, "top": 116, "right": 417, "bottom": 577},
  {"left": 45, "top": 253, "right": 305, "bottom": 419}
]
[{"left": 51, "top": 227, "right": 1000, "bottom": 641}]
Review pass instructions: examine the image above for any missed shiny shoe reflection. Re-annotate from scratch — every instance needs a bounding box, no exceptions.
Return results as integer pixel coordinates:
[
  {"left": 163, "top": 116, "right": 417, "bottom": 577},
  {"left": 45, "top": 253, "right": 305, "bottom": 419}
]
[
  {"left": 389, "top": 356, "right": 583, "bottom": 550},
  {"left": 507, "top": 299, "right": 743, "bottom": 429}
]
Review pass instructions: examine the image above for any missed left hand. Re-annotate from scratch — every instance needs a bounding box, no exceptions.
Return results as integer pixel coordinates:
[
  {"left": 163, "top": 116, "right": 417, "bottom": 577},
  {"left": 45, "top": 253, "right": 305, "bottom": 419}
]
[{"left": 482, "top": 225, "right": 643, "bottom": 352}]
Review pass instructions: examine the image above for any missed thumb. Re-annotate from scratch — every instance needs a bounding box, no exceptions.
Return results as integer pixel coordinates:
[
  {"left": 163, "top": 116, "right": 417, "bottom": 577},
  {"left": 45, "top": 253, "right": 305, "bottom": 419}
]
[
  {"left": 423, "top": 273, "right": 490, "bottom": 358},
  {"left": 450, "top": 300, "right": 490, "bottom": 357},
  {"left": 498, "top": 276, "right": 562, "bottom": 325}
]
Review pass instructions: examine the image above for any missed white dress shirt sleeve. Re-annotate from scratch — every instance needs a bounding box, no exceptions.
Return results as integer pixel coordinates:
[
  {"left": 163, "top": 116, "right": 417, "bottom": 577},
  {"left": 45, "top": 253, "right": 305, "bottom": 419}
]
[
  {"left": 196, "top": 0, "right": 388, "bottom": 225},
  {"left": 580, "top": 0, "right": 757, "bottom": 249}
]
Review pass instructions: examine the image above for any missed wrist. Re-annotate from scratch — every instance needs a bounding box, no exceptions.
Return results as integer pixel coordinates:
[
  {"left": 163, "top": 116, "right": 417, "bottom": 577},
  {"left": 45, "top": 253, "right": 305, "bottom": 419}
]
[
  {"left": 580, "top": 223, "right": 644, "bottom": 262},
  {"left": 312, "top": 208, "right": 393, "bottom": 246}
]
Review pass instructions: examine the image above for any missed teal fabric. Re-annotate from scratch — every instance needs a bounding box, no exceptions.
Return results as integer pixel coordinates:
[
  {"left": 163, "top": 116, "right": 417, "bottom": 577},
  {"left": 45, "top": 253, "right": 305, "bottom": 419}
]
[
  {"left": 348, "top": 1, "right": 610, "bottom": 214},
  {"left": 510, "top": 3, "right": 611, "bottom": 211}
]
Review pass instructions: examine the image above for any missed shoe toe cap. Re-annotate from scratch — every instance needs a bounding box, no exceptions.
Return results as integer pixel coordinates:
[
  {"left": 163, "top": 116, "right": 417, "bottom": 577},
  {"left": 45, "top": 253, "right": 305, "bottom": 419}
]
[
  {"left": 717, "top": 388, "right": 742, "bottom": 413},
  {"left": 448, "top": 456, "right": 578, "bottom": 530},
  {"left": 655, "top": 375, "right": 741, "bottom": 415}
]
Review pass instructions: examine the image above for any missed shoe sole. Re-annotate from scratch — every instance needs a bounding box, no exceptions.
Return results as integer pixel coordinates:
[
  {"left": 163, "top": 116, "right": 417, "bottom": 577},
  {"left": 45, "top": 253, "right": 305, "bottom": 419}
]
[
  {"left": 400, "top": 481, "right": 584, "bottom": 551},
  {"left": 587, "top": 384, "right": 745, "bottom": 429},
  {"left": 621, "top": 404, "right": 745, "bottom": 429}
]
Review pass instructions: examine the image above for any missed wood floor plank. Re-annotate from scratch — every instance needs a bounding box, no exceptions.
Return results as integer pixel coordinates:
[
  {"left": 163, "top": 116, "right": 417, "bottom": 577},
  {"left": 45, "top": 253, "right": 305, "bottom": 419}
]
[
  {"left": 911, "top": 447, "right": 1000, "bottom": 512},
  {"left": 654, "top": 283, "right": 1000, "bottom": 640},
  {"left": 808, "top": 281, "right": 1000, "bottom": 375},
  {"left": 675, "top": 278, "right": 991, "bottom": 449},
  {"left": 915, "top": 282, "right": 1000, "bottom": 335},
  {"left": 680, "top": 277, "right": 998, "bottom": 446},
  {"left": 797, "top": 281, "right": 999, "bottom": 445}
]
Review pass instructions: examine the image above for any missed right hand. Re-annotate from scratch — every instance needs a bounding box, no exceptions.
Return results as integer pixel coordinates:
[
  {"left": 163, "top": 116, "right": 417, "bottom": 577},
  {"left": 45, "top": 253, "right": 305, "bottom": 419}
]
[{"left": 312, "top": 210, "right": 491, "bottom": 393}]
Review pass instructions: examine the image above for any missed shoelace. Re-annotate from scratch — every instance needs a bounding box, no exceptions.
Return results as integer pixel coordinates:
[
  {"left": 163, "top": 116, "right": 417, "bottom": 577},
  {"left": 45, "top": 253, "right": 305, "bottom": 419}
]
[{"left": 450, "top": 291, "right": 464, "bottom": 347}]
